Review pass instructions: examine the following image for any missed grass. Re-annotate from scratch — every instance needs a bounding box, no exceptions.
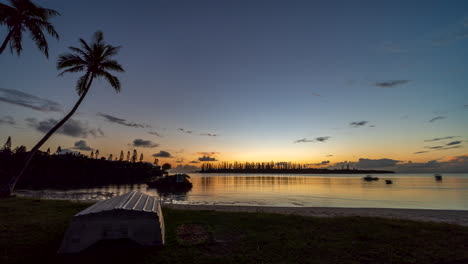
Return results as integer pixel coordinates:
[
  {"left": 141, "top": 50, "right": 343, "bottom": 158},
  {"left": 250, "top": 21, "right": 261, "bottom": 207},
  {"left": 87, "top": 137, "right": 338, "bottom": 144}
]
[{"left": 1, "top": 197, "right": 467, "bottom": 264}]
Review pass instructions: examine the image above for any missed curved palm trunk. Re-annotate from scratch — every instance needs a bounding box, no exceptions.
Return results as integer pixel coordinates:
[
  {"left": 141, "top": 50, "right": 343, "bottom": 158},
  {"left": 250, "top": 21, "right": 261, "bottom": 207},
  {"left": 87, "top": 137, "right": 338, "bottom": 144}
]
[
  {"left": 0, "top": 30, "right": 14, "bottom": 55},
  {"left": 6, "top": 75, "right": 95, "bottom": 194}
]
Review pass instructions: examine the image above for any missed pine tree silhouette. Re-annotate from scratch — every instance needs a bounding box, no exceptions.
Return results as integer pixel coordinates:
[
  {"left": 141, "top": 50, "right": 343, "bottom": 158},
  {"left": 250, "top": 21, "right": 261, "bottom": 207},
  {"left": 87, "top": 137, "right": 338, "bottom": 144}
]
[{"left": 119, "top": 151, "right": 124, "bottom": 161}]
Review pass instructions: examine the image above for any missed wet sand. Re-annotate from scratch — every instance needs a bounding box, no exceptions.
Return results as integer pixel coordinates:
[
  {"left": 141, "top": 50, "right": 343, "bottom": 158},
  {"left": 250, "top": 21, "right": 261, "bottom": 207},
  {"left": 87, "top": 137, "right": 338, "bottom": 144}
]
[{"left": 163, "top": 204, "right": 468, "bottom": 226}]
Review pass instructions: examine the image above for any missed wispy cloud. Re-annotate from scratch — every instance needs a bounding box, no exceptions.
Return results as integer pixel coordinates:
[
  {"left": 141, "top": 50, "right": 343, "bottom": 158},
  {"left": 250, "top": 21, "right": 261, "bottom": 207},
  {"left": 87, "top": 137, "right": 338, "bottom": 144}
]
[
  {"left": 311, "top": 92, "right": 321, "bottom": 97},
  {"left": 148, "top": 131, "right": 162, "bottom": 137},
  {"left": 433, "top": 18, "right": 468, "bottom": 45},
  {"left": 71, "top": 140, "right": 93, "bottom": 151},
  {"left": 414, "top": 151, "right": 429, "bottom": 154},
  {"left": 374, "top": 80, "right": 411, "bottom": 88},
  {"left": 429, "top": 116, "right": 446, "bottom": 123},
  {"left": 196, "top": 152, "right": 219, "bottom": 156},
  {"left": 447, "top": 141, "right": 462, "bottom": 146},
  {"left": 424, "top": 136, "right": 458, "bottom": 142},
  {"left": 97, "top": 113, "right": 149, "bottom": 128},
  {"left": 26, "top": 118, "right": 104, "bottom": 138},
  {"left": 178, "top": 128, "right": 193, "bottom": 134},
  {"left": 350, "top": 121, "right": 369, "bottom": 127},
  {"left": 200, "top": 133, "right": 218, "bottom": 137},
  {"left": 199, "top": 156, "right": 218, "bottom": 161},
  {"left": 0, "top": 88, "right": 63, "bottom": 112},
  {"left": 294, "top": 136, "right": 330, "bottom": 143},
  {"left": 132, "top": 139, "right": 159, "bottom": 148},
  {"left": 0, "top": 116, "right": 15, "bottom": 125},
  {"left": 152, "top": 151, "right": 173, "bottom": 158}
]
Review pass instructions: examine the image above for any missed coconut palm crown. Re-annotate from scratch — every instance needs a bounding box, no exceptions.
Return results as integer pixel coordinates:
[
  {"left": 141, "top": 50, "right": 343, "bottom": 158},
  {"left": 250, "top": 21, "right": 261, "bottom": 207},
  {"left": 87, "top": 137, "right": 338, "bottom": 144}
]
[
  {"left": 57, "top": 31, "right": 124, "bottom": 95},
  {"left": 0, "top": 0, "right": 60, "bottom": 57}
]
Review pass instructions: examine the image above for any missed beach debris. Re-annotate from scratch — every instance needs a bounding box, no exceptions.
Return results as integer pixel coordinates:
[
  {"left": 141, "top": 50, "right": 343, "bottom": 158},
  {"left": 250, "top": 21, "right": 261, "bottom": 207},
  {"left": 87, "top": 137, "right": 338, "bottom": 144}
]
[{"left": 363, "top": 175, "right": 379, "bottom": 181}]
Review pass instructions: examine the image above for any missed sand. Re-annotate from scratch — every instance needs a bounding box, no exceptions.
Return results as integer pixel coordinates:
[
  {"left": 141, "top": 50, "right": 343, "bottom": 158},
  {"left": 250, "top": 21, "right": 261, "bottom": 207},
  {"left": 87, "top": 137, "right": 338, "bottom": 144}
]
[{"left": 163, "top": 204, "right": 468, "bottom": 226}]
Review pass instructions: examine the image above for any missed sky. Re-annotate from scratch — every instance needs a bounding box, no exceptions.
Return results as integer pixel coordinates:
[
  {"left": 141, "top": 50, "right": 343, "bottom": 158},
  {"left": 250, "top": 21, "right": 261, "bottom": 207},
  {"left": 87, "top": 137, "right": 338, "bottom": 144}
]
[{"left": 0, "top": 0, "right": 467, "bottom": 172}]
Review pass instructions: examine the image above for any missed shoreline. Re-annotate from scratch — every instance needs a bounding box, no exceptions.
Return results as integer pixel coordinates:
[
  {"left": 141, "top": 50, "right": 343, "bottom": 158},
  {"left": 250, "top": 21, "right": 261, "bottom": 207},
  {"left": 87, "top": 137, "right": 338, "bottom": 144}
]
[{"left": 163, "top": 204, "right": 468, "bottom": 226}]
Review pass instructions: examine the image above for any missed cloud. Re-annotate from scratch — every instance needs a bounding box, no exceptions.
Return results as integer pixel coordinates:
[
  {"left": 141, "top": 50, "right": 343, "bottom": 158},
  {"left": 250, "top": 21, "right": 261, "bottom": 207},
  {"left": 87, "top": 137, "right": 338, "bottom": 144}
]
[
  {"left": 199, "top": 156, "right": 218, "bottom": 161},
  {"left": 0, "top": 88, "right": 63, "bottom": 112},
  {"left": 309, "top": 160, "right": 330, "bottom": 166},
  {"left": 196, "top": 152, "right": 219, "bottom": 157},
  {"left": 464, "top": 104, "right": 468, "bottom": 108},
  {"left": 170, "top": 164, "right": 200, "bottom": 173},
  {"left": 200, "top": 133, "right": 218, "bottom": 137},
  {"left": 374, "top": 80, "right": 411, "bottom": 88},
  {"left": 189, "top": 160, "right": 200, "bottom": 164},
  {"left": 148, "top": 131, "right": 162, "bottom": 137},
  {"left": 399, "top": 160, "right": 440, "bottom": 169},
  {"left": 350, "top": 121, "right": 369, "bottom": 127},
  {"left": 294, "top": 137, "right": 331, "bottom": 143},
  {"left": 178, "top": 128, "right": 193, "bottom": 134},
  {"left": 355, "top": 158, "right": 401, "bottom": 169},
  {"left": 311, "top": 92, "right": 321, "bottom": 97},
  {"left": 435, "top": 145, "right": 463, "bottom": 151},
  {"left": 72, "top": 140, "right": 93, "bottom": 151},
  {"left": 132, "top": 139, "right": 159, "bottom": 148},
  {"left": 433, "top": 19, "right": 468, "bottom": 45},
  {"left": 152, "top": 151, "right": 173, "bottom": 158},
  {"left": 447, "top": 141, "right": 462, "bottom": 146},
  {"left": 429, "top": 116, "right": 446, "bottom": 123},
  {"left": 97, "top": 113, "right": 149, "bottom": 128},
  {"left": 26, "top": 118, "right": 104, "bottom": 138},
  {"left": 414, "top": 151, "right": 429, "bottom": 154},
  {"left": 424, "top": 146, "right": 444, "bottom": 149},
  {"left": 325, "top": 155, "right": 333, "bottom": 157},
  {"left": 0, "top": 116, "right": 15, "bottom": 125},
  {"left": 424, "top": 136, "right": 458, "bottom": 142}
]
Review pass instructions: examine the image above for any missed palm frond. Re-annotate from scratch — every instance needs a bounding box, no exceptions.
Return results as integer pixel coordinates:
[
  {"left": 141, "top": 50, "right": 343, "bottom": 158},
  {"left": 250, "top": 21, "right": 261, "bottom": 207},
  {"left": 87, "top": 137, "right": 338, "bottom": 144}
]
[
  {"left": 75, "top": 72, "right": 90, "bottom": 96},
  {"left": 98, "top": 71, "right": 121, "bottom": 92},
  {"left": 9, "top": 26, "right": 22, "bottom": 55},
  {"left": 25, "top": 21, "right": 48, "bottom": 57},
  {"left": 58, "top": 65, "right": 85, "bottom": 76},
  {"left": 102, "top": 45, "right": 121, "bottom": 58},
  {"left": 100, "top": 59, "right": 124, "bottom": 72},
  {"left": 57, "top": 54, "right": 87, "bottom": 69}
]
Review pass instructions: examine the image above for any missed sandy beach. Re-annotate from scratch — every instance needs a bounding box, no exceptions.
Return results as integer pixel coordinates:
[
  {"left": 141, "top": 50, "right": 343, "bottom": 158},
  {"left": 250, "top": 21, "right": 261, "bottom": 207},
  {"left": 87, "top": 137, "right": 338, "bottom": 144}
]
[{"left": 163, "top": 204, "right": 468, "bottom": 226}]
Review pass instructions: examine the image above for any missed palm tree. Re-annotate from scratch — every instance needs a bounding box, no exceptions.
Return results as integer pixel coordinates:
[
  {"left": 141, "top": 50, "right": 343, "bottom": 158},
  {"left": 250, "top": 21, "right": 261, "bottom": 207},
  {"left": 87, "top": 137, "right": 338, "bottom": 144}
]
[
  {"left": 0, "top": 0, "right": 60, "bottom": 56},
  {"left": 7, "top": 31, "right": 124, "bottom": 194}
]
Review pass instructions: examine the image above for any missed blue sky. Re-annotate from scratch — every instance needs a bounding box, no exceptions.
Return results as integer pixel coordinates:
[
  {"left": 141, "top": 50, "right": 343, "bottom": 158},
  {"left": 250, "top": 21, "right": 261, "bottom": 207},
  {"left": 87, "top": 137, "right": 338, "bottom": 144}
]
[{"left": 0, "top": 0, "right": 467, "bottom": 171}]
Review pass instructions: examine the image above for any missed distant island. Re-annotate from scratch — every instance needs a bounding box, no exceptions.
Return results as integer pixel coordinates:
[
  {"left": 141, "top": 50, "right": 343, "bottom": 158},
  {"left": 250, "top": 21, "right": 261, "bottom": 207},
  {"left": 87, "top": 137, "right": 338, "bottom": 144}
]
[{"left": 200, "top": 162, "right": 395, "bottom": 174}]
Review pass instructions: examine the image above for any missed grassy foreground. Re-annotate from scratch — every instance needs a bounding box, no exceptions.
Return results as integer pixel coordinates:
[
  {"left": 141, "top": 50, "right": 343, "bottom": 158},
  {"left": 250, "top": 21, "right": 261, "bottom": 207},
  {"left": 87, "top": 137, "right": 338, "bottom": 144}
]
[{"left": 1, "top": 198, "right": 467, "bottom": 264}]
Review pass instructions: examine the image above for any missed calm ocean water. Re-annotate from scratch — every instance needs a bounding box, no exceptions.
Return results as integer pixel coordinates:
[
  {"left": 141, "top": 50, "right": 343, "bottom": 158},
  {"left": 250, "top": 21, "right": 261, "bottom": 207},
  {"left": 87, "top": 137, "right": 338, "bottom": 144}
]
[{"left": 16, "top": 173, "right": 468, "bottom": 210}]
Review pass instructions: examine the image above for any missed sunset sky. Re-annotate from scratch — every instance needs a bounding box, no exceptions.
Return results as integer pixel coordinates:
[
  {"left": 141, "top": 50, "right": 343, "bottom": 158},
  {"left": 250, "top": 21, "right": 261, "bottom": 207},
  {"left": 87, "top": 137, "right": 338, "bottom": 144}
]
[{"left": 0, "top": 0, "right": 467, "bottom": 172}]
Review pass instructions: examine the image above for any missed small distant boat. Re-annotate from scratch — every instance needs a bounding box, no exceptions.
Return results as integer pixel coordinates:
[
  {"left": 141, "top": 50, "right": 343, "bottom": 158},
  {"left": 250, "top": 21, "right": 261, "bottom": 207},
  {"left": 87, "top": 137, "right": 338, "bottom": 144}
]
[
  {"left": 363, "top": 175, "right": 379, "bottom": 181},
  {"left": 434, "top": 174, "right": 443, "bottom": 181},
  {"left": 385, "top": 179, "right": 393, "bottom": 184}
]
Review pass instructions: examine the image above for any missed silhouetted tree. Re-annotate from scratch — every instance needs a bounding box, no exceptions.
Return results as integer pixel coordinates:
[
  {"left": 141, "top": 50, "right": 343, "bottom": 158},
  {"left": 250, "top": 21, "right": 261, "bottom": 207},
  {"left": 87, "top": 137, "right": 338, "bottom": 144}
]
[
  {"left": 162, "top": 163, "right": 171, "bottom": 171},
  {"left": 1, "top": 136, "right": 11, "bottom": 152},
  {"left": 126, "top": 151, "right": 130, "bottom": 162},
  {"left": 131, "top": 149, "right": 137, "bottom": 163},
  {"left": 107, "top": 154, "right": 113, "bottom": 161},
  {"left": 139, "top": 153, "right": 144, "bottom": 162},
  {"left": 46, "top": 148, "right": 50, "bottom": 155},
  {"left": 90, "top": 151, "right": 94, "bottom": 159},
  {"left": 95, "top": 149, "right": 99, "bottom": 159},
  {"left": 13, "top": 145, "right": 26, "bottom": 153},
  {"left": 0, "top": 0, "right": 60, "bottom": 56},
  {"left": 6, "top": 31, "right": 124, "bottom": 195},
  {"left": 55, "top": 146, "right": 61, "bottom": 154},
  {"left": 119, "top": 150, "right": 124, "bottom": 161},
  {"left": 154, "top": 158, "right": 159, "bottom": 166}
]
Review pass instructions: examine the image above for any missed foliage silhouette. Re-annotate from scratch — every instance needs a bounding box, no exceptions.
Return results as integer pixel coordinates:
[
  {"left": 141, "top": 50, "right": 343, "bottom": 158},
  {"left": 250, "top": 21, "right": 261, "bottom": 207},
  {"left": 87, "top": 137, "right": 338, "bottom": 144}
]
[
  {"left": 0, "top": 0, "right": 60, "bottom": 56},
  {"left": 0, "top": 148, "right": 163, "bottom": 188}
]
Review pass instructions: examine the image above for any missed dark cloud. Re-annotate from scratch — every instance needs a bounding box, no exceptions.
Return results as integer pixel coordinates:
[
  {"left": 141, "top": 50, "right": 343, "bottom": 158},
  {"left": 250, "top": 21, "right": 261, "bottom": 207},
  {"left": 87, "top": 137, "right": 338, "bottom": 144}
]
[
  {"left": 152, "top": 151, "right": 173, "bottom": 158},
  {"left": 369, "top": 125, "right": 376, "bottom": 128},
  {"left": 26, "top": 118, "right": 104, "bottom": 138},
  {"left": 311, "top": 93, "right": 321, "bottom": 97},
  {"left": 97, "top": 113, "right": 149, "bottom": 128},
  {"left": 424, "top": 146, "right": 444, "bottom": 149},
  {"left": 424, "top": 136, "right": 458, "bottom": 142},
  {"left": 148, "top": 131, "right": 162, "bottom": 137},
  {"left": 429, "top": 116, "right": 445, "bottom": 123},
  {"left": 435, "top": 145, "right": 463, "bottom": 151},
  {"left": 464, "top": 104, "right": 468, "bottom": 108},
  {"left": 350, "top": 121, "right": 368, "bottom": 127},
  {"left": 175, "top": 158, "right": 184, "bottom": 163},
  {"left": 414, "top": 151, "right": 429, "bottom": 154},
  {"left": 356, "top": 158, "right": 401, "bottom": 168},
  {"left": 399, "top": 160, "right": 440, "bottom": 169},
  {"left": 189, "top": 160, "right": 200, "bottom": 164},
  {"left": 0, "top": 88, "right": 63, "bottom": 112},
  {"left": 294, "top": 137, "right": 330, "bottom": 143},
  {"left": 196, "top": 152, "right": 219, "bottom": 157},
  {"left": 178, "top": 128, "right": 193, "bottom": 134},
  {"left": 325, "top": 155, "right": 333, "bottom": 157},
  {"left": 447, "top": 141, "right": 462, "bottom": 146},
  {"left": 200, "top": 133, "right": 218, "bottom": 137},
  {"left": 199, "top": 156, "right": 218, "bottom": 161},
  {"left": 310, "top": 160, "right": 330, "bottom": 166},
  {"left": 132, "top": 139, "right": 159, "bottom": 148},
  {"left": 374, "top": 80, "right": 411, "bottom": 88},
  {"left": 0, "top": 116, "right": 15, "bottom": 125},
  {"left": 72, "top": 140, "right": 93, "bottom": 151}
]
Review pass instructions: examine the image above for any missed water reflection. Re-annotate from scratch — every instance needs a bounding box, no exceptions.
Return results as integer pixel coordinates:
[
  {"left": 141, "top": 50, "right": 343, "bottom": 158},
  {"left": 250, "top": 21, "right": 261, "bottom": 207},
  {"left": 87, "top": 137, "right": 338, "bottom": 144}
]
[{"left": 15, "top": 173, "right": 468, "bottom": 210}]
